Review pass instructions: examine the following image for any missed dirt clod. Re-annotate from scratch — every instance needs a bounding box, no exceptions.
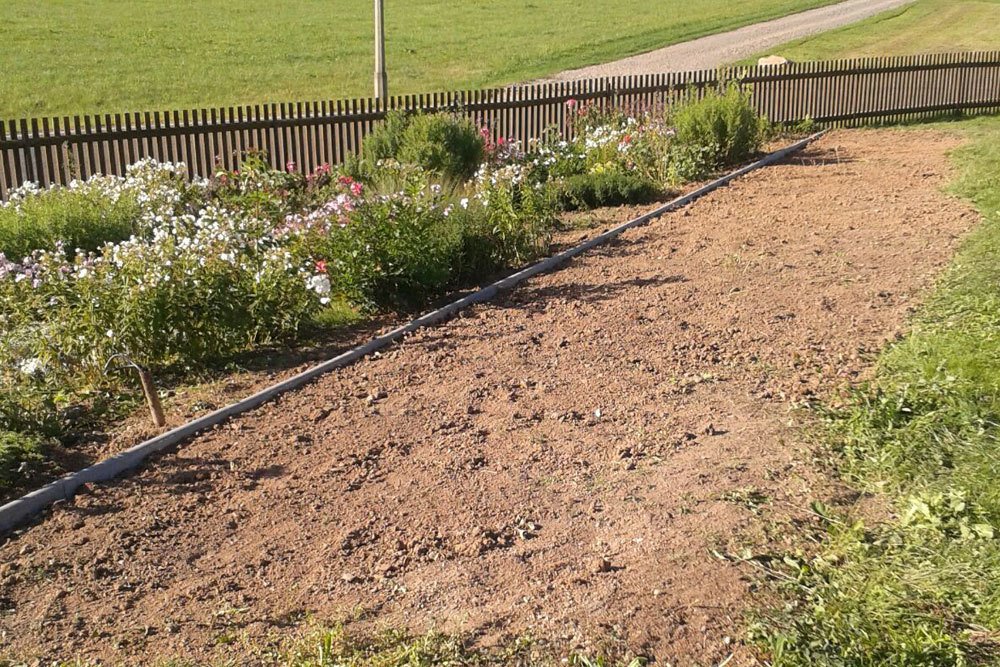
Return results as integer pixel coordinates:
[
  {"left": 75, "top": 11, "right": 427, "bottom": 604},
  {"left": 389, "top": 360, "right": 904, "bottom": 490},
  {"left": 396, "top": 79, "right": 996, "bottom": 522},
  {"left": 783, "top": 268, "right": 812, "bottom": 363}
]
[{"left": 593, "top": 557, "right": 614, "bottom": 574}]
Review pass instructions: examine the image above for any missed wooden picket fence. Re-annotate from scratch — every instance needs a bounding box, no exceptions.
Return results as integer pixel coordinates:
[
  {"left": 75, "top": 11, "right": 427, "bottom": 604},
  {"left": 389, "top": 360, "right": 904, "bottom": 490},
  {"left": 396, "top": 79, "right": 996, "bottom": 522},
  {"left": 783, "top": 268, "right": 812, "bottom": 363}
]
[{"left": 2, "top": 52, "right": 1000, "bottom": 199}]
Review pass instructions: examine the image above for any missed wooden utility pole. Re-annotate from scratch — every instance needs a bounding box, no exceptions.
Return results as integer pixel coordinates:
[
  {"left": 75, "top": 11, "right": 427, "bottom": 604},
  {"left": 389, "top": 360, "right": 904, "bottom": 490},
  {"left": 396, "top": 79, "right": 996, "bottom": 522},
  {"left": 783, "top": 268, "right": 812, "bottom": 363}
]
[{"left": 374, "top": 0, "right": 388, "bottom": 99}]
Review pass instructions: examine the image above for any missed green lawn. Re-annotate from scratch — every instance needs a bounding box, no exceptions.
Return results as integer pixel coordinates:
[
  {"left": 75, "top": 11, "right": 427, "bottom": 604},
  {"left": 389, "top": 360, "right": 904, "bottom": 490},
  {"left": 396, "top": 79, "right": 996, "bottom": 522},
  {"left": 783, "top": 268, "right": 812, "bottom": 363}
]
[
  {"left": 0, "top": 0, "right": 840, "bottom": 120},
  {"left": 751, "top": 0, "right": 1000, "bottom": 62}
]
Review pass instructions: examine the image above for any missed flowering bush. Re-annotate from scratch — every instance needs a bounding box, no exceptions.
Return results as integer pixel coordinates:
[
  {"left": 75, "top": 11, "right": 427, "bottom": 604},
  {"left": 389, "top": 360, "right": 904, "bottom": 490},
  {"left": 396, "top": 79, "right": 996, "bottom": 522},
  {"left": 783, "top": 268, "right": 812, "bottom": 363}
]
[
  {"left": 481, "top": 102, "right": 681, "bottom": 210},
  {"left": 289, "top": 168, "right": 461, "bottom": 308},
  {"left": 0, "top": 207, "right": 316, "bottom": 389},
  {"left": 0, "top": 159, "right": 196, "bottom": 258},
  {"left": 464, "top": 161, "right": 555, "bottom": 270},
  {"left": 208, "top": 152, "right": 337, "bottom": 220}
]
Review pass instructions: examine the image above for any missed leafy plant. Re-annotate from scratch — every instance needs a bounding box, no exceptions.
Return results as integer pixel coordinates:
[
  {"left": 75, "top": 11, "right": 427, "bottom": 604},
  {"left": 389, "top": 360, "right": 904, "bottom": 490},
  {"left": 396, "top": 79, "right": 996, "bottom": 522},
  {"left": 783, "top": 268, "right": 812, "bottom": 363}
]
[
  {"left": 363, "top": 111, "right": 485, "bottom": 183},
  {"left": 308, "top": 184, "right": 461, "bottom": 309},
  {"left": 0, "top": 430, "right": 43, "bottom": 491},
  {"left": 671, "top": 84, "right": 768, "bottom": 177},
  {"left": 553, "top": 171, "right": 659, "bottom": 211},
  {"left": 464, "top": 162, "right": 556, "bottom": 272}
]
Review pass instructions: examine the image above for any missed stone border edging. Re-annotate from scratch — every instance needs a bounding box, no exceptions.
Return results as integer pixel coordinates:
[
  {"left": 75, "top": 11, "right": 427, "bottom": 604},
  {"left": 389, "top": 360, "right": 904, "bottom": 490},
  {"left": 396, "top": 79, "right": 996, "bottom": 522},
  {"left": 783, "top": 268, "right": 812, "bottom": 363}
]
[{"left": 0, "top": 130, "right": 826, "bottom": 535}]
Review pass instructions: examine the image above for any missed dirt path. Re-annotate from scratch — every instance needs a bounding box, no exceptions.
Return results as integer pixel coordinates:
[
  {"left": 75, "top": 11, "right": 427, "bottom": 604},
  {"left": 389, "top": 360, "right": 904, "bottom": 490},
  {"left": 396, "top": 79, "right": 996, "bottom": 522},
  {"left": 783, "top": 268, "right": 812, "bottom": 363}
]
[
  {"left": 545, "top": 0, "right": 915, "bottom": 80},
  {"left": 0, "top": 130, "right": 977, "bottom": 665}
]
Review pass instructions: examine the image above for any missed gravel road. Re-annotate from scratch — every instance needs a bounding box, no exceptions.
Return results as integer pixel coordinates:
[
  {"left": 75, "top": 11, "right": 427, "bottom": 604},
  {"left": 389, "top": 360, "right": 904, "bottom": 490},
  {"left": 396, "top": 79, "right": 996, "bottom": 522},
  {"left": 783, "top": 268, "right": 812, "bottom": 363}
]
[{"left": 547, "top": 0, "right": 916, "bottom": 80}]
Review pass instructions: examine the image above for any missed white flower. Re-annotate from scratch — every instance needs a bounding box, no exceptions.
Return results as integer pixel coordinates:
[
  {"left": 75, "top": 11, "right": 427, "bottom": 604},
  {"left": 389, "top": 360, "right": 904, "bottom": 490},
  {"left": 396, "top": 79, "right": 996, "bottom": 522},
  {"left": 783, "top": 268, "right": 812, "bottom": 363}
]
[
  {"left": 306, "top": 273, "right": 332, "bottom": 297},
  {"left": 460, "top": 198, "right": 469, "bottom": 209},
  {"left": 18, "top": 358, "right": 44, "bottom": 376}
]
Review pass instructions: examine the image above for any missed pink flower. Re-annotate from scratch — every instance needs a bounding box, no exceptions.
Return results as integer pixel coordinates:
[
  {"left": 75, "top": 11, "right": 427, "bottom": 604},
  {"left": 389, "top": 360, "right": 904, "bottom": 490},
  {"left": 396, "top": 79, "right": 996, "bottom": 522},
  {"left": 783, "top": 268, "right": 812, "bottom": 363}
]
[
  {"left": 566, "top": 98, "right": 577, "bottom": 107},
  {"left": 286, "top": 161, "right": 297, "bottom": 172},
  {"left": 350, "top": 182, "right": 363, "bottom": 197},
  {"left": 315, "top": 260, "right": 328, "bottom": 274}
]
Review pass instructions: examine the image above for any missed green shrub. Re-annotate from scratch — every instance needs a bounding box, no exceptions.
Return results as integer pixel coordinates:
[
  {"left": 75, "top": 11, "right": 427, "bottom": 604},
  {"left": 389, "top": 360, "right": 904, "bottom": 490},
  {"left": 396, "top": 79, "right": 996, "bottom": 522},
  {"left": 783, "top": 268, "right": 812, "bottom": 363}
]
[
  {"left": 363, "top": 110, "right": 410, "bottom": 164},
  {"left": 0, "top": 187, "right": 140, "bottom": 258},
  {"left": 363, "top": 111, "right": 485, "bottom": 183},
  {"left": 671, "top": 84, "right": 768, "bottom": 176},
  {"left": 318, "top": 197, "right": 462, "bottom": 309},
  {"left": 553, "top": 171, "right": 659, "bottom": 211},
  {"left": 0, "top": 430, "right": 43, "bottom": 492}
]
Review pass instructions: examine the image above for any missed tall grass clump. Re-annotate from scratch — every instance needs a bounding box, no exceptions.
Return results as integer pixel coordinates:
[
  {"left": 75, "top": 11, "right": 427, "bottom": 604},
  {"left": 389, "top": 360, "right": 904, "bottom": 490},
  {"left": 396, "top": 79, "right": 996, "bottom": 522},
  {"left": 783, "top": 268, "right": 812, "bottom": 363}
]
[{"left": 752, "top": 118, "right": 1000, "bottom": 666}]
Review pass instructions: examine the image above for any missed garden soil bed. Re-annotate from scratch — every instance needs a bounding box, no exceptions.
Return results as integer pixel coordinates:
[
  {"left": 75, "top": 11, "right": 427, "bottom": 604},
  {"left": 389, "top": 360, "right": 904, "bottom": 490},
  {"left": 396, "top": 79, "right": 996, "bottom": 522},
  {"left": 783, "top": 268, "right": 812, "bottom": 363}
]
[{"left": 0, "top": 129, "right": 978, "bottom": 665}]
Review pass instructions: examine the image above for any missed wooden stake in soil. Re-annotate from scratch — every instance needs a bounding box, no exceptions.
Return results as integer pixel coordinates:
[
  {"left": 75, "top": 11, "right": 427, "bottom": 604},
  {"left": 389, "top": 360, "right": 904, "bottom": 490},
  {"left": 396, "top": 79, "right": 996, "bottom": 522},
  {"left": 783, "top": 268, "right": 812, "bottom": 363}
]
[{"left": 105, "top": 354, "right": 167, "bottom": 428}]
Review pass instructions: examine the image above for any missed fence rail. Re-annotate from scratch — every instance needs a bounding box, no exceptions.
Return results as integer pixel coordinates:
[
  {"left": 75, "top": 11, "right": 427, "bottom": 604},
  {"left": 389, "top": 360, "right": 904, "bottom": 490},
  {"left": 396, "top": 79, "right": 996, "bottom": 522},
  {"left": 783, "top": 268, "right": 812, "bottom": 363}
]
[{"left": 3, "top": 52, "right": 1000, "bottom": 199}]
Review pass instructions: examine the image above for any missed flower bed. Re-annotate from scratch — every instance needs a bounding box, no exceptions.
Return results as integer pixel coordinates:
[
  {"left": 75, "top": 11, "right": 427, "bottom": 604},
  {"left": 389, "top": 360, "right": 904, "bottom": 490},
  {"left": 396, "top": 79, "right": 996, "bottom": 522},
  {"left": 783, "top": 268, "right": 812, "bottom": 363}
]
[{"left": 0, "top": 86, "right": 769, "bottom": 494}]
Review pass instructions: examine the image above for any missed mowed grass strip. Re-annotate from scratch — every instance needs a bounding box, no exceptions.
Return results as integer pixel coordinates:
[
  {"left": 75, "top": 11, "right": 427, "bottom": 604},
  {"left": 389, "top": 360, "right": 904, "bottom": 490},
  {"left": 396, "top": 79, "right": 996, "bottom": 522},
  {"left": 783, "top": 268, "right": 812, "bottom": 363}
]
[
  {"left": 748, "top": 0, "right": 1000, "bottom": 62},
  {"left": 0, "top": 0, "right": 839, "bottom": 119},
  {"left": 752, "top": 117, "right": 1000, "bottom": 666}
]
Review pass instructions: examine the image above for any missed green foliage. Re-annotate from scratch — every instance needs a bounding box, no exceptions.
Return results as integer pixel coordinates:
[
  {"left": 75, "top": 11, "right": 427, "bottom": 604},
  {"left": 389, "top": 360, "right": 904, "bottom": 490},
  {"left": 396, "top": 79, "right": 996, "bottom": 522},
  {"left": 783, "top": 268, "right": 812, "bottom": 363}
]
[
  {"left": 0, "top": 187, "right": 139, "bottom": 258},
  {"left": 457, "top": 167, "right": 556, "bottom": 278},
  {"left": 753, "top": 118, "right": 1000, "bottom": 666},
  {"left": 671, "top": 85, "right": 768, "bottom": 178},
  {"left": 751, "top": 518, "right": 1000, "bottom": 667},
  {"left": 362, "top": 111, "right": 411, "bottom": 165},
  {"left": 364, "top": 112, "right": 485, "bottom": 183},
  {"left": 312, "top": 195, "right": 461, "bottom": 310},
  {"left": 553, "top": 171, "right": 659, "bottom": 211},
  {"left": 284, "top": 627, "right": 535, "bottom": 667},
  {"left": 0, "top": 430, "right": 43, "bottom": 491},
  {"left": 399, "top": 113, "right": 485, "bottom": 182}
]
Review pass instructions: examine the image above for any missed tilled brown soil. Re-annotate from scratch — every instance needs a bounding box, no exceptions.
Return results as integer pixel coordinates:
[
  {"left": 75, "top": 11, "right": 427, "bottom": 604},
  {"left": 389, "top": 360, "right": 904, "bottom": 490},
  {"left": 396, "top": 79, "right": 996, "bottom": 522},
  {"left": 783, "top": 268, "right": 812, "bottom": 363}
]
[{"left": 0, "top": 130, "right": 978, "bottom": 665}]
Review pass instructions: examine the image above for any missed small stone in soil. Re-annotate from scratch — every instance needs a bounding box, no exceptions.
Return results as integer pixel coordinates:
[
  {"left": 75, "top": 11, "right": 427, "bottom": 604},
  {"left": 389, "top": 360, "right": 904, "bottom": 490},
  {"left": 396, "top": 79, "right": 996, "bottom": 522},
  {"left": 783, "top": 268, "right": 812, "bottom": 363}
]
[{"left": 593, "top": 556, "right": 613, "bottom": 574}]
